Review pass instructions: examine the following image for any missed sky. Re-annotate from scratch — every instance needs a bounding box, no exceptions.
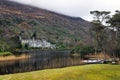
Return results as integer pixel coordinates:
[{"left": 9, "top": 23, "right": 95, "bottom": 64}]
[{"left": 10, "top": 0, "right": 120, "bottom": 21}]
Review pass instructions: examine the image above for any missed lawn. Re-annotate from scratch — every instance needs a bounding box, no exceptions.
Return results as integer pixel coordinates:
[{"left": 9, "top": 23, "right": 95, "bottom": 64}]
[{"left": 0, "top": 64, "right": 120, "bottom": 80}]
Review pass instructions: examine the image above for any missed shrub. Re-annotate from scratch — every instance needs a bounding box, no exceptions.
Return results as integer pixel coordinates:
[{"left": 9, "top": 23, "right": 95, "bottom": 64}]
[
  {"left": 71, "top": 45, "right": 95, "bottom": 58},
  {"left": 0, "top": 52, "right": 13, "bottom": 56}
]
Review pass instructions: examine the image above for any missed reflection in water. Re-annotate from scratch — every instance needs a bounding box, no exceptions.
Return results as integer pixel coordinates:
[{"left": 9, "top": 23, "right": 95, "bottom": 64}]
[
  {"left": 0, "top": 54, "right": 30, "bottom": 61},
  {"left": 0, "top": 50, "right": 82, "bottom": 74}
]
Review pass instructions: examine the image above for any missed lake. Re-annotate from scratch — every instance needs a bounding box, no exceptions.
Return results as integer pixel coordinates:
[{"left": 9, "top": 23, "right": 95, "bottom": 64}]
[{"left": 0, "top": 50, "right": 83, "bottom": 74}]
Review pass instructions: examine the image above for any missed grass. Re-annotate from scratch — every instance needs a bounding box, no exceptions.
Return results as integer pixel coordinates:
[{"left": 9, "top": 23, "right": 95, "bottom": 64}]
[
  {"left": 0, "top": 52, "right": 13, "bottom": 56},
  {"left": 0, "top": 64, "right": 120, "bottom": 80}
]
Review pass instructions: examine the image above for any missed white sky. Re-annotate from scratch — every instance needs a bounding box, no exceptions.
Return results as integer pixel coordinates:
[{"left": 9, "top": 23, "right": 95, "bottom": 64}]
[{"left": 10, "top": 0, "right": 120, "bottom": 21}]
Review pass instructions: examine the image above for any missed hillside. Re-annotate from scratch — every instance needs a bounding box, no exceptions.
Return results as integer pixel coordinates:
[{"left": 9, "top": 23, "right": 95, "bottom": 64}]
[
  {"left": 0, "top": 0, "right": 92, "bottom": 50},
  {"left": 0, "top": 64, "right": 120, "bottom": 80}
]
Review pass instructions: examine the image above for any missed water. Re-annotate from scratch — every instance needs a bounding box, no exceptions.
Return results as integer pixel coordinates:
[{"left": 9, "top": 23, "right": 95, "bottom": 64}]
[{"left": 0, "top": 50, "right": 82, "bottom": 74}]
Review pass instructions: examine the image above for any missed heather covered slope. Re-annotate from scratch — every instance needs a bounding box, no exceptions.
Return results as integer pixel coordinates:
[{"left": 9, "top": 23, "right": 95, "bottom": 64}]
[{"left": 0, "top": 0, "right": 92, "bottom": 49}]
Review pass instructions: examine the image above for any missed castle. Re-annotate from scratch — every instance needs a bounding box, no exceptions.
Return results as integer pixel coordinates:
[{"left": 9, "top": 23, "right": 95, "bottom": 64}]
[{"left": 19, "top": 32, "right": 56, "bottom": 49}]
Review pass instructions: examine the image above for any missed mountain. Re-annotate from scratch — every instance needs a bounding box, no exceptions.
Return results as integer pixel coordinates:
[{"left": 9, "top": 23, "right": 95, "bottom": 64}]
[{"left": 0, "top": 0, "right": 92, "bottom": 50}]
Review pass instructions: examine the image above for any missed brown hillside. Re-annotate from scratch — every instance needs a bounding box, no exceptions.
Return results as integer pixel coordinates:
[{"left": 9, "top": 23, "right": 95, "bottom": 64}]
[{"left": 0, "top": 0, "right": 92, "bottom": 49}]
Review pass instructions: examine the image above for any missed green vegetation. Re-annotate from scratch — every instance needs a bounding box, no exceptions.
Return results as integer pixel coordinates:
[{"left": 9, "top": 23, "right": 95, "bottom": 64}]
[
  {"left": 0, "top": 52, "right": 13, "bottom": 56},
  {"left": 72, "top": 45, "right": 95, "bottom": 54},
  {"left": 56, "top": 42, "right": 66, "bottom": 49},
  {"left": 71, "top": 44, "right": 95, "bottom": 58},
  {"left": 0, "top": 64, "right": 120, "bottom": 80},
  {"left": 0, "top": 41, "right": 9, "bottom": 52}
]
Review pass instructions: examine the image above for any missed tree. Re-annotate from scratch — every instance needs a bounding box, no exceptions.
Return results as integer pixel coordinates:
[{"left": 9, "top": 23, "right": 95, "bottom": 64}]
[
  {"left": 90, "top": 11, "right": 110, "bottom": 25},
  {"left": 31, "top": 31, "right": 37, "bottom": 39},
  {"left": 107, "top": 10, "right": 120, "bottom": 59},
  {"left": 90, "top": 10, "right": 111, "bottom": 59},
  {"left": 0, "top": 41, "right": 9, "bottom": 52}
]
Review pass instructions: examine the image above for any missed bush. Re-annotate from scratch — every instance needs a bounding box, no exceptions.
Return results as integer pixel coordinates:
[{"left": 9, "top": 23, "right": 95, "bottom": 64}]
[
  {"left": 0, "top": 41, "right": 10, "bottom": 52},
  {"left": 0, "top": 52, "right": 13, "bottom": 56},
  {"left": 71, "top": 45, "right": 95, "bottom": 58},
  {"left": 56, "top": 42, "right": 65, "bottom": 49},
  {"left": 80, "top": 46, "right": 95, "bottom": 54}
]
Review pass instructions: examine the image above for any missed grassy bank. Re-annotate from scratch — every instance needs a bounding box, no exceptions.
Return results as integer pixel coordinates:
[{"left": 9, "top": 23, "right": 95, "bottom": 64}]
[
  {"left": 0, "top": 52, "right": 13, "bottom": 56},
  {"left": 0, "top": 64, "right": 120, "bottom": 80}
]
